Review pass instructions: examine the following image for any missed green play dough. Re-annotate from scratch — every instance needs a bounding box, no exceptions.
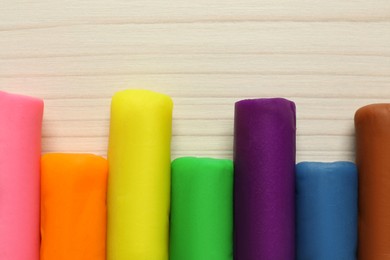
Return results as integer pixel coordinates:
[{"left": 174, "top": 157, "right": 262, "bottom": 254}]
[{"left": 170, "top": 157, "right": 233, "bottom": 260}]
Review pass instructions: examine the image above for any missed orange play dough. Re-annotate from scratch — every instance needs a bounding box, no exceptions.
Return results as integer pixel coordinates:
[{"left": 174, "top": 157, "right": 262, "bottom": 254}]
[{"left": 40, "top": 153, "right": 108, "bottom": 260}]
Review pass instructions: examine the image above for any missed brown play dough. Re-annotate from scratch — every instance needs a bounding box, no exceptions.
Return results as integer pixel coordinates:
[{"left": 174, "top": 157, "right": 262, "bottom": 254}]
[{"left": 355, "top": 104, "right": 390, "bottom": 260}]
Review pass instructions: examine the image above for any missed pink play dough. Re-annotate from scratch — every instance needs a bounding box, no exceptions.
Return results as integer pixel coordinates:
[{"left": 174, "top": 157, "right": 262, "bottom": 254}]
[{"left": 0, "top": 91, "right": 43, "bottom": 260}]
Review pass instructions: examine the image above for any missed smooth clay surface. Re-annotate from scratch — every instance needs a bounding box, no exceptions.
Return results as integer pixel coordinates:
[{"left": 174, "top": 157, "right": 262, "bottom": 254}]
[{"left": 0, "top": 91, "right": 43, "bottom": 260}]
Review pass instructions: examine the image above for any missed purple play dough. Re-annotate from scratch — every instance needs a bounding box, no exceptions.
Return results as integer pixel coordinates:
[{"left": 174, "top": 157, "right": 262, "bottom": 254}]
[{"left": 234, "top": 98, "right": 296, "bottom": 260}]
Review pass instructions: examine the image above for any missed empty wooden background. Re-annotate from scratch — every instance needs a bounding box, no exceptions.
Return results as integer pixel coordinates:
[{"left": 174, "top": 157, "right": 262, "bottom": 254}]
[{"left": 1, "top": 0, "right": 390, "bottom": 162}]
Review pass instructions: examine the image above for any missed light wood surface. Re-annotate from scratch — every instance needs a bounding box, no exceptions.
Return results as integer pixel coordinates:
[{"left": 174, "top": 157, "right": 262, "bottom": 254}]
[{"left": 1, "top": 0, "right": 390, "bottom": 162}]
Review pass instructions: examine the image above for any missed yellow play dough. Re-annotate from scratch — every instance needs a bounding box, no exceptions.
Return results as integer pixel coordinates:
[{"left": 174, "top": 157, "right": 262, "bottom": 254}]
[{"left": 107, "top": 89, "right": 173, "bottom": 260}]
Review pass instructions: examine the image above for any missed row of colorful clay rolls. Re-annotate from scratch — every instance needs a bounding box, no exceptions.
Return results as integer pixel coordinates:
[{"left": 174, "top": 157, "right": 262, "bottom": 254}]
[
  {"left": 2, "top": 87, "right": 385, "bottom": 260},
  {"left": 107, "top": 90, "right": 172, "bottom": 259},
  {"left": 0, "top": 91, "right": 43, "bottom": 260}
]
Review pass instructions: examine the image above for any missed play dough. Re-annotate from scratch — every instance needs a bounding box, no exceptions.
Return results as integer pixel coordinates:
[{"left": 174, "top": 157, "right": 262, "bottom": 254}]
[
  {"left": 233, "top": 98, "right": 296, "bottom": 260},
  {"left": 107, "top": 89, "right": 173, "bottom": 260},
  {"left": 296, "top": 162, "right": 358, "bottom": 260},
  {"left": 355, "top": 104, "right": 390, "bottom": 260},
  {"left": 0, "top": 91, "right": 43, "bottom": 260},
  {"left": 170, "top": 157, "right": 233, "bottom": 260},
  {"left": 40, "top": 153, "right": 108, "bottom": 260}
]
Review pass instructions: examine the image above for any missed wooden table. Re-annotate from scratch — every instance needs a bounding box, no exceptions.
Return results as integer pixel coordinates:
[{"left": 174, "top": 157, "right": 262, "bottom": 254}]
[{"left": 1, "top": 0, "right": 390, "bottom": 162}]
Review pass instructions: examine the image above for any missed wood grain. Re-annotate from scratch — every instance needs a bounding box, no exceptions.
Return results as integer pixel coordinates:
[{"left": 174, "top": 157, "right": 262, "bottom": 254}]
[{"left": 1, "top": 0, "right": 389, "bottom": 162}]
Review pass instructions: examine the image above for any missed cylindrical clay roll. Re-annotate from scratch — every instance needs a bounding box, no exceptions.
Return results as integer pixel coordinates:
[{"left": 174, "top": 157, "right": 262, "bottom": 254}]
[
  {"left": 296, "top": 162, "right": 358, "bottom": 260},
  {"left": 0, "top": 91, "right": 43, "bottom": 260},
  {"left": 355, "top": 104, "right": 390, "bottom": 259},
  {"left": 234, "top": 98, "right": 296, "bottom": 260},
  {"left": 40, "top": 153, "right": 108, "bottom": 260},
  {"left": 170, "top": 157, "right": 233, "bottom": 260},
  {"left": 107, "top": 89, "right": 173, "bottom": 260}
]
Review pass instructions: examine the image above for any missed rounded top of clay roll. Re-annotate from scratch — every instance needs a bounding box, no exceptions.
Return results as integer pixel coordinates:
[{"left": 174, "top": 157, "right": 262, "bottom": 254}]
[
  {"left": 0, "top": 90, "right": 44, "bottom": 108},
  {"left": 42, "top": 152, "right": 107, "bottom": 165},
  {"left": 296, "top": 161, "right": 357, "bottom": 175},
  {"left": 111, "top": 89, "right": 173, "bottom": 109},
  {"left": 172, "top": 157, "right": 233, "bottom": 171},
  {"left": 42, "top": 152, "right": 107, "bottom": 161},
  {"left": 235, "top": 97, "right": 296, "bottom": 114},
  {"left": 355, "top": 103, "right": 390, "bottom": 124},
  {"left": 234, "top": 98, "right": 296, "bottom": 129},
  {"left": 42, "top": 153, "right": 108, "bottom": 176}
]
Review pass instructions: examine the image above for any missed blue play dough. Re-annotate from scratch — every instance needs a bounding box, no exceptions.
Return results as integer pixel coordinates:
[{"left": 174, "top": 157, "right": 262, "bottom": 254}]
[{"left": 296, "top": 162, "right": 357, "bottom": 260}]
